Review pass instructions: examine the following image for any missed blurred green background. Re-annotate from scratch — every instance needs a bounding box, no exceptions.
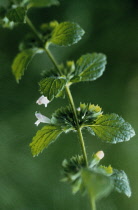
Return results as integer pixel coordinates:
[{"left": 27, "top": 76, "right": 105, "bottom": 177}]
[{"left": 0, "top": 0, "right": 137, "bottom": 209}]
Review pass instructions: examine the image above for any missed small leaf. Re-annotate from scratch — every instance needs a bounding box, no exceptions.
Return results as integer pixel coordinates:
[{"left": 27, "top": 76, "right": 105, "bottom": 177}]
[
  {"left": 50, "top": 22, "right": 85, "bottom": 46},
  {"left": 30, "top": 125, "right": 63, "bottom": 156},
  {"left": 39, "top": 77, "right": 67, "bottom": 100},
  {"left": 81, "top": 169, "right": 113, "bottom": 200},
  {"left": 71, "top": 53, "right": 107, "bottom": 82},
  {"left": 12, "top": 48, "right": 43, "bottom": 82},
  {"left": 111, "top": 169, "right": 131, "bottom": 197},
  {"left": 6, "top": 7, "right": 26, "bottom": 23},
  {"left": 87, "top": 114, "right": 135, "bottom": 143},
  {"left": 27, "top": 0, "right": 59, "bottom": 8}
]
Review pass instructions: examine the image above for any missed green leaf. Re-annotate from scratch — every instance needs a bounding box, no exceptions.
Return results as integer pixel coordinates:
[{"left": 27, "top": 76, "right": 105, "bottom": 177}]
[
  {"left": 30, "top": 125, "right": 63, "bottom": 156},
  {"left": 87, "top": 114, "right": 135, "bottom": 143},
  {"left": 39, "top": 77, "right": 67, "bottom": 101},
  {"left": 71, "top": 53, "right": 107, "bottom": 82},
  {"left": 27, "top": 0, "right": 59, "bottom": 8},
  {"left": 81, "top": 169, "right": 113, "bottom": 200},
  {"left": 12, "top": 48, "right": 43, "bottom": 82},
  {"left": 6, "top": 7, "right": 26, "bottom": 23},
  {"left": 50, "top": 22, "right": 85, "bottom": 46},
  {"left": 111, "top": 169, "right": 131, "bottom": 197}
]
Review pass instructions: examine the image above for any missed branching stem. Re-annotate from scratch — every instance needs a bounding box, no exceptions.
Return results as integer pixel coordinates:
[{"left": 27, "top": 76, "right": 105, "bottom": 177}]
[{"left": 26, "top": 16, "right": 88, "bottom": 166}]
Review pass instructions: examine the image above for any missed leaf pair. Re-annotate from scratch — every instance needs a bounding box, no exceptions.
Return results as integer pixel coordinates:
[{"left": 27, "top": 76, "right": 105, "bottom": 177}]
[
  {"left": 12, "top": 21, "right": 85, "bottom": 82},
  {"left": 39, "top": 52, "right": 107, "bottom": 104},
  {"left": 30, "top": 104, "right": 135, "bottom": 156},
  {"left": 62, "top": 153, "right": 131, "bottom": 203}
]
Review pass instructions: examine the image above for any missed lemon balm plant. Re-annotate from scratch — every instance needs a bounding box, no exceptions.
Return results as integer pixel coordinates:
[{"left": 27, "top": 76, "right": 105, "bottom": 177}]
[{"left": 0, "top": 1, "right": 135, "bottom": 210}]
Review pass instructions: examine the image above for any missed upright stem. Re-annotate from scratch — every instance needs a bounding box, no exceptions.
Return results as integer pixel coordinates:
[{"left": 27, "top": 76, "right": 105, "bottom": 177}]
[
  {"left": 65, "top": 85, "right": 88, "bottom": 166},
  {"left": 26, "top": 16, "right": 88, "bottom": 166},
  {"left": 91, "top": 198, "right": 96, "bottom": 210}
]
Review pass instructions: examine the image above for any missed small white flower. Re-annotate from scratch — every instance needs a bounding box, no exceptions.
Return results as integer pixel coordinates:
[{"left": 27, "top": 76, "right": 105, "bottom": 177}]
[
  {"left": 96, "top": 151, "right": 104, "bottom": 160},
  {"left": 35, "top": 112, "right": 51, "bottom": 126},
  {"left": 77, "top": 107, "right": 81, "bottom": 111},
  {"left": 36, "top": 95, "right": 50, "bottom": 107}
]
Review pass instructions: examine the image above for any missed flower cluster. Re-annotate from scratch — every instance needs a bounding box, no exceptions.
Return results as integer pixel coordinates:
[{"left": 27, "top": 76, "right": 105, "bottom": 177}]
[{"left": 35, "top": 95, "right": 51, "bottom": 126}]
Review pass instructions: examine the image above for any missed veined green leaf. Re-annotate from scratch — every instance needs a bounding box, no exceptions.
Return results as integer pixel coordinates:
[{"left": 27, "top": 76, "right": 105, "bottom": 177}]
[
  {"left": 50, "top": 22, "right": 85, "bottom": 46},
  {"left": 39, "top": 77, "right": 67, "bottom": 100},
  {"left": 81, "top": 169, "right": 113, "bottom": 201},
  {"left": 27, "top": 0, "right": 59, "bottom": 8},
  {"left": 111, "top": 169, "right": 131, "bottom": 197},
  {"left": 12, "top": 48, "right": 43, "bottom": 82},
  {"left": 30, "top": 125, "right": 63, "bottom": 156},
  {"left": 6, "top": 7, "right": 27, "bottom": 23},
  {"left": 71, "top": 53, "right": 107, "bottom": 82},
  {"left": 87, "top": 114, "right": 135, "bottom": 143}
]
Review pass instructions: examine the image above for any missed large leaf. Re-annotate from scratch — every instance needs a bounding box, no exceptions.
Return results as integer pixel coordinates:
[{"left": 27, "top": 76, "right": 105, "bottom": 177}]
[
  {"left": 39, "top": 77, "right": 67, "bottom": 100},
  {"left": 71, "top": 53, "right": 107, "bottom": 82},
  {"left": 81, "top": 169, "right": 113, "bottom": 201},
  {"left": 12, "top": 48, "right": 43, "bottom": 82},
  {"left": 30, "top": 125, "right": 63, "bottom": 156},
  {"left": 87, "top": 114, "right": 135, "bottom": 143},
  {"left": 50, "top": 22, "right": 85, "bottom": 46},
  {"left": 27, "top": 0, "right": 59, "bottom": 8},
  {"left": 6, "top": 7, "right": 26, "bottom": 23},
  {"left": 111, "top": 169, "right": 131, "bottom": 197}
]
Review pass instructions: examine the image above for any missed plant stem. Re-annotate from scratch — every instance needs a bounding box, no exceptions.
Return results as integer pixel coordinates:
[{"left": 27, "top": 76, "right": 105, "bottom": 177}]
[
  {"left": 26, "top": 16, "right": 88, "bottom": 166},
  {"left": 91, "top": 198, "right": 96, "bottom": 210},
  {"left": 45, "top": 45, "right": 62, "bottom": 75},
  {"left": 65, "top": 85, "right": 88, "bottom": 166},
  {"left": 26, "top": 16, "right": 43, "bottom": 45}
]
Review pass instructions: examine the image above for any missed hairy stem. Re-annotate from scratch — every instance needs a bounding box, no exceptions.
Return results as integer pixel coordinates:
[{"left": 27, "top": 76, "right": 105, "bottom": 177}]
[{"left": 26, "top": 16, "right": 88, "bottom": 166}]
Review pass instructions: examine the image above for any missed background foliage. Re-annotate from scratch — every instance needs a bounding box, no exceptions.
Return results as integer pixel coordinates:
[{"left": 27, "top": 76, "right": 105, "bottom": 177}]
[{"left": 0, "top": 0, "right": 137, "bottom": 209}]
